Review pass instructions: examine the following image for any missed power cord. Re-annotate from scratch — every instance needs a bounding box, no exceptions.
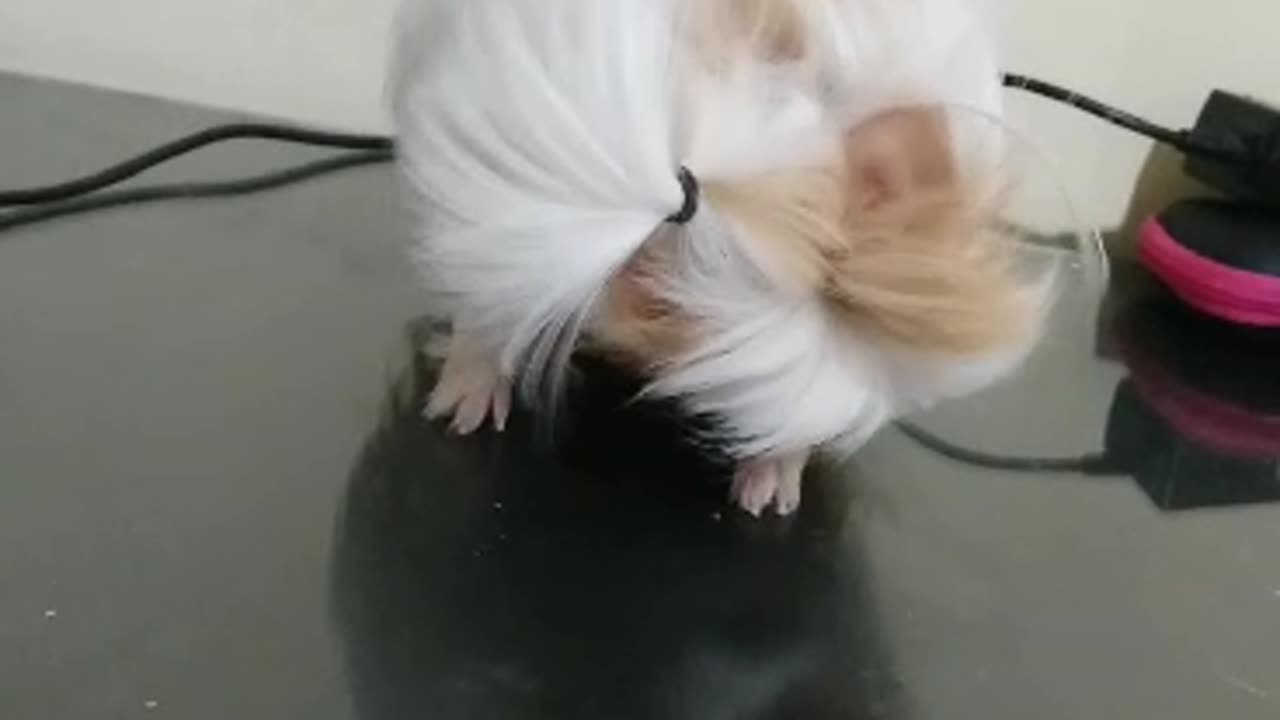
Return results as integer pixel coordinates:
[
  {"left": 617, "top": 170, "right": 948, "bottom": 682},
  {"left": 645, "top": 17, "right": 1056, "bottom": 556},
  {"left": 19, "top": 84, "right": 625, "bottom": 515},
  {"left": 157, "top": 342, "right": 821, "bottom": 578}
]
[
  {"left": 0, "top": 150, "right": 391, "bottom": 234},
  {"left": 894, "top": 422, "right": 1120, "bottom": 476},
  {"left": 0, "top": 72, "right": 1247, "bottom": 237},
  {"left": 1001, "top": 73, "right": 1239, "bottom": 163},
  {"left": 0, "top": 72, "right": 1206, "bottom": 477},
  {"left": 0, "top": 123, "right": 392, "bottom": 207}
]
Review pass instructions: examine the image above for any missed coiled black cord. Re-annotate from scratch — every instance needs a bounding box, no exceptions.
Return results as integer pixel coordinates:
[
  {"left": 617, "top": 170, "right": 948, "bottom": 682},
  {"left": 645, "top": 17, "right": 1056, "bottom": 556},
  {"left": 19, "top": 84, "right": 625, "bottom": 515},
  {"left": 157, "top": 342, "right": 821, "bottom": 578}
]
[
  {"left": 0, "top": 73, "right": 1237, "bottom": 237},
  {"left": 0, "top": 123, "right": 392, "bottom": 207},
  {"left": 1, "top": 74, "right": 1163, "bottom": 477},
  {"left": 0, "top": 149, "right": 392, "bottom": 234}
]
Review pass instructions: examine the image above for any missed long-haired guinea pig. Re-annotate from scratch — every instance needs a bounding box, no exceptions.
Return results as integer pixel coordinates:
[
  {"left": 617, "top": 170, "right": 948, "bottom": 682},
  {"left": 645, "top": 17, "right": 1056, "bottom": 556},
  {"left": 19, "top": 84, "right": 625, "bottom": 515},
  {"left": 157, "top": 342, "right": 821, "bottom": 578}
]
[{"left": 391, "top": 0, "right": 1054, "bottom": 517}]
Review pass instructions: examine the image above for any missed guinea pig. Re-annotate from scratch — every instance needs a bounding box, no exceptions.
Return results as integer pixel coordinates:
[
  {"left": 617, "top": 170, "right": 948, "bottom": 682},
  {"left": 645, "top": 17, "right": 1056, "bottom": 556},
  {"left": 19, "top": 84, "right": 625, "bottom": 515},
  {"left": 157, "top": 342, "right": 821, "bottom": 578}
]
[{"left": 391, "top": 0, "right": 1054, "bottom": 517}]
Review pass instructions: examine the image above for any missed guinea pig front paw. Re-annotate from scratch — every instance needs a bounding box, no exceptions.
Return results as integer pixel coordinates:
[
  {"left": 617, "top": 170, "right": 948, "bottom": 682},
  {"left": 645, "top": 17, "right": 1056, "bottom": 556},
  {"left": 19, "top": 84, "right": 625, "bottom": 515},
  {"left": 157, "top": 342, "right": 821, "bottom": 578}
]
[
  {"left": 424, "top": 351, "right": 512, "bottom": 435},
  {"left": 730, "top": 454, "right": 808, "bottom": 518}
]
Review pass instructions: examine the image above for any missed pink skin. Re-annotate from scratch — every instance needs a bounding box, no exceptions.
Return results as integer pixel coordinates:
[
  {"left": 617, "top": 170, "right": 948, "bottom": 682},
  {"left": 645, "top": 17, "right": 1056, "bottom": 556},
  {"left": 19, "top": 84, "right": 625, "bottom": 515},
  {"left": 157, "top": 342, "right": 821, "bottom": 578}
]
[
  {"left": 731, "top": 453, "right": 809, "bottom": 517},
  {"left": 424, "top": 340, "right": 513, "bottom": 435}
]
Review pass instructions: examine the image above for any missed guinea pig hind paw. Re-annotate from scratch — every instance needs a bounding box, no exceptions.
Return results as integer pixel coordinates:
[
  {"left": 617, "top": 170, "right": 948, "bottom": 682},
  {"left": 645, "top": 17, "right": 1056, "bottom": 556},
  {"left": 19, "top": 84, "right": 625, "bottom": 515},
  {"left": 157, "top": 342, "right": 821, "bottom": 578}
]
[
  {"left": 731, "top": 455, "right": 806, "bottom": 518},
  {"left": 424, "top": 359, "right": 512, "bottom": 435}
]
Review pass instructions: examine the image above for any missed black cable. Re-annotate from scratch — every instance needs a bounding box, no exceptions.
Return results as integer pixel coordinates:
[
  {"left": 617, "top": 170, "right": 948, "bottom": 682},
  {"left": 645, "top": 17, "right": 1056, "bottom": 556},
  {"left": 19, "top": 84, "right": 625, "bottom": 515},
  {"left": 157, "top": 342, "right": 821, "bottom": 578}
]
[
  {"left": 0, "top": 123, "right": 392, "bottom": 207},
  {"left": 0, "top": 149, "right": 391, "bottom": 235},
  {"left": 0, "top": 79, "right": 1197, "bottom": 480},
  {"left": 0, "top": 73, "right": 1237, "bottom": 211},
  {"left": 1002, "top": 73, "right": 1239, "bottom": 163},
  {"left": 0, "top": 73, "right": 1245, "bottom": 218},
  {"left": 895, "top": 421, "right": 1120, "bottom": 476}
]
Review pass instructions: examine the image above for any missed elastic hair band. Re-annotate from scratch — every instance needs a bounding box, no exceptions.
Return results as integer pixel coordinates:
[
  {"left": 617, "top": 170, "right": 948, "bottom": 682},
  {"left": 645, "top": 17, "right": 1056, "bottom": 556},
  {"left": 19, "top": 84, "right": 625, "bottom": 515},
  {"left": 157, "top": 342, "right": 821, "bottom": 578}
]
[{"left": 666, "top": 167, "right": 700, "bottom": 225}]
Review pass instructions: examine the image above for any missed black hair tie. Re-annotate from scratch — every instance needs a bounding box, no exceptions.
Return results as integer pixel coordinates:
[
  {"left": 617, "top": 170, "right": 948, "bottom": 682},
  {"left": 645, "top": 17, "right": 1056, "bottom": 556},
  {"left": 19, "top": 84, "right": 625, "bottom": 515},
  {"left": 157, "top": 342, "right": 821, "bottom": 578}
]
[{"left": 666, "top": 166, "right": 700, "bottom": 225}]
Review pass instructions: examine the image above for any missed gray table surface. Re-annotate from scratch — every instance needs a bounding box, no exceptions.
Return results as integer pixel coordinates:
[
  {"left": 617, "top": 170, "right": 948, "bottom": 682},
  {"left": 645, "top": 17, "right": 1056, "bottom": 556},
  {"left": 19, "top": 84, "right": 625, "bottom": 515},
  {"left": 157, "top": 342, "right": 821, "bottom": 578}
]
[{"left": 2, "top": 73, "right": 1278, "bottom": 719}]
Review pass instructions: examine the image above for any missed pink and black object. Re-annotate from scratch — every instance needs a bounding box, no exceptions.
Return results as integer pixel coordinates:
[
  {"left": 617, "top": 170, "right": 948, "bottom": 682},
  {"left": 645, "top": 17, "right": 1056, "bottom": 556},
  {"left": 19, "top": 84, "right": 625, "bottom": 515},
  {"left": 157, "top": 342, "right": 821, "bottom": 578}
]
[{"left": 1139, "top": 198, "right": 1280, "bottom": 327}]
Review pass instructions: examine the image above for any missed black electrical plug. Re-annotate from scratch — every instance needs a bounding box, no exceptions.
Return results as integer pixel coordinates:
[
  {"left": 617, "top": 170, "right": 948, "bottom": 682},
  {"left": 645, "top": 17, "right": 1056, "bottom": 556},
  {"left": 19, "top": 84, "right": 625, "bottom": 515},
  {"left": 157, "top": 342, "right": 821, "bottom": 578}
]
[{"left": 1185, "top": 90, "right": 1280, "bottom": 207}]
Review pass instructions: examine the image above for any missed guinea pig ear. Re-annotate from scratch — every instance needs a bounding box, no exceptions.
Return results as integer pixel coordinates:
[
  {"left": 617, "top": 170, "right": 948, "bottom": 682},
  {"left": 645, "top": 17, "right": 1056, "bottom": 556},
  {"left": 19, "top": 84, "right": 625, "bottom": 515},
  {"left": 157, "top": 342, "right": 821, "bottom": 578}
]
[{"left": 844, "top": 107, "right": 957, "bottom": 212}]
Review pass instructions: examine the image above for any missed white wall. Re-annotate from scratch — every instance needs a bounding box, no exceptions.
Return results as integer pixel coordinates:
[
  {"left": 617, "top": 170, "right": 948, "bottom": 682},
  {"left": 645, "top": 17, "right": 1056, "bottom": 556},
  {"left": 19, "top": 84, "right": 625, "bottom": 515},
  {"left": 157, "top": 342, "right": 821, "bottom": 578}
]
[
  {"left": 995, "top": 0, "right": 1280, "bottom": 231},
  {"left": 2, "top": 0, "right": 1278, "bottom": 228},
  {"left": 0, "top": 0, "right": 399, "bottom": 131}
]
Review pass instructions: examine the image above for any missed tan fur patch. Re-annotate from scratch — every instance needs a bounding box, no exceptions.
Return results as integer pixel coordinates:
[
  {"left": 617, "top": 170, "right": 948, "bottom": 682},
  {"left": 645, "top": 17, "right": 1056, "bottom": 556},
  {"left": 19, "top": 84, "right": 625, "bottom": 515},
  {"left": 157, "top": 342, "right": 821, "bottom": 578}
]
[
  {"left": 710, "top": 107, "right": 1039, "bottom": 356},
  {"left": 596, "top": 15, "right": 1037, "bottom": 369}
]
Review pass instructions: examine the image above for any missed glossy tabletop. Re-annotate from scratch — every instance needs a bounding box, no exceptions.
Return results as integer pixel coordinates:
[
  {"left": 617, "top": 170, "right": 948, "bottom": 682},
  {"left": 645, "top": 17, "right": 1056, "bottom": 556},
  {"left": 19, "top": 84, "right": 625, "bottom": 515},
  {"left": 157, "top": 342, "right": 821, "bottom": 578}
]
[{"left": 2, "top": 74, "right": 1278, "bottom": 719}]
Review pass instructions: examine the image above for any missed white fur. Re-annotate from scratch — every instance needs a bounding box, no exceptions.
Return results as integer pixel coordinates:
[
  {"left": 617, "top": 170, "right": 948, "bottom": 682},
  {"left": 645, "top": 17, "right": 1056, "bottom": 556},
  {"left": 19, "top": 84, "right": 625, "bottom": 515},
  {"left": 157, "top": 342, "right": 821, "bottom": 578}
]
[
  {"left": 393, "top": 0, "right": 1038, "bottom": 458},
  {"left": 393, "top": 0, "right": 685, "bottom": 400},
  {"left": 638, "top": 212, "right": 892, "bottom": 457}
]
